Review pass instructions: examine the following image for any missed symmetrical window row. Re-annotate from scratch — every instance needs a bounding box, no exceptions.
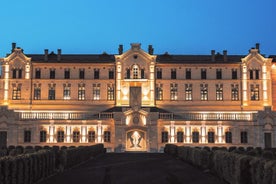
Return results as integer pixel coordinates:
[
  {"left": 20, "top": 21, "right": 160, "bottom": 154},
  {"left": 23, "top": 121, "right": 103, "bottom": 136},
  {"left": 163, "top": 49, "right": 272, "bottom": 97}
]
[
  {"left": 156, "top": 68, "right": 239, "bottom": 80},
  {"left": 32, "top": 83, "right": 114, "bottom": 101},
  {"left": 34, "top": 68, "right": 114, "bottom": 79},
  {"left": 155, "top": 83, "right": 259, "bottom": 101},
  {"left": 25, "top": 130, "right": 111, "bottom": 143},
  {"left": 161, "top": 130, "right": 248, "bottom": 144}
]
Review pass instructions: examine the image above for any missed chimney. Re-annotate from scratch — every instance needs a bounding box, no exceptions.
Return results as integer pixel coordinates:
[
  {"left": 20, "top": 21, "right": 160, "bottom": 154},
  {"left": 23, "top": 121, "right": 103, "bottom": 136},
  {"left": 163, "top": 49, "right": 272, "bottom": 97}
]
[
  {"left": 211, "top": 50, "right": 215, "bottom": 62},
  {"left": 11, "top": 42, "right": 16, "bottom": 52},
  {"left": 57, "top": 49, "right": 61, "bottom": 61},
  {"left": 44, "top": 49, "right": 48, "bottom": 61},
  {"left": 118, "top": 45, "right": 123, "bottom": 54},
  {"left": 256, "top": 43, "right": 260, "bottom": 53},
  {"left": 148, "top": 45, "right": 154, "bottom": 55},
  {"left": 223, "top": 50, "right": 227, "bottom": 62}
]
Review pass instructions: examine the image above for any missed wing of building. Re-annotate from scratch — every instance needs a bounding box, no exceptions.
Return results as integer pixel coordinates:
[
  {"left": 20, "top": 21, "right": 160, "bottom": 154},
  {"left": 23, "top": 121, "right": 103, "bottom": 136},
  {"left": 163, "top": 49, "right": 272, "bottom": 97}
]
[{"left": 0, "top": 43, "right": 275, "bottom": 152}]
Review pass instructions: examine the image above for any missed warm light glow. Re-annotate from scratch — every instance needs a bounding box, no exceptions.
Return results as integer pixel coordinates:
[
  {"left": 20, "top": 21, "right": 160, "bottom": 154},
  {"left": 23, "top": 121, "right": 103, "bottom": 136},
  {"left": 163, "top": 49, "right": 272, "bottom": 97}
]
[
  {"left": 66, "top": 126, "right": 71, "bottom": 143},
  {"left": 201, "top": 126, "right": 206, "bottom": 143},
  {"left": 49, "top": 126, "right": 55, "bottom": 143},
  {"left": 126, "top": 115, "right": 130, "bottom": 125},
  {"left": 169, "top": 121, "right": 175, "bottom": 143},
  {"left": 81, "top": 126, "right": 87, "bottom": 143},
  {"left": 97, "top": 121, "right": 103, "bottom": 143}
]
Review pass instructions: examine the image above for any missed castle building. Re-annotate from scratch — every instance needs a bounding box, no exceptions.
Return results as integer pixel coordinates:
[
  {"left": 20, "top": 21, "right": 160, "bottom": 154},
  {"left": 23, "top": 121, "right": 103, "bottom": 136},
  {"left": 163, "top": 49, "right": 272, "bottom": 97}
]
[{"left": 0, "top": 43, "right": 276, "bottom": 152}]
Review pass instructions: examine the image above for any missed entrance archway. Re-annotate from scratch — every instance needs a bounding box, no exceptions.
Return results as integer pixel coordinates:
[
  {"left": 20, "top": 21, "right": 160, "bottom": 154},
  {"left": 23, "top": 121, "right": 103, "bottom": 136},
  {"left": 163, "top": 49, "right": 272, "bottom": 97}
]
[{"left": 126, "top": 129, "right": 147, "bottom": 152}]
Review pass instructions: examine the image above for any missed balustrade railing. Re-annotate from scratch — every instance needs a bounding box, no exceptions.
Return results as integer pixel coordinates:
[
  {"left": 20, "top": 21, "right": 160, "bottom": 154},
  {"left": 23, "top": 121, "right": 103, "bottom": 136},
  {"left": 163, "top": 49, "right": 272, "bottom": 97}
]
[
  {"left": 159, "top": 112, "right": 255, "bottom": 121},
  {"left": 19, "top": 112, "right": 113, "bottom": 120}
]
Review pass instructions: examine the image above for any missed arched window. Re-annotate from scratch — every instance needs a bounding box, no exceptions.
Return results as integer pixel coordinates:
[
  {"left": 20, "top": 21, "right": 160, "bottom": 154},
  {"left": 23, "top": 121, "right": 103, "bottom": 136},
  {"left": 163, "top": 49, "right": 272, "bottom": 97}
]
[
  {"left": 73, "top": 130, "right": 80, "bottom": 142},
  {"left": 177, "top": 130, "right": 184, "bottom": 143},
  {"left": 192, "top": 130, "right": 199, "bottom": 143},
  {"left": 208, "top": 129, "right": 215, "bottom": 143},
  {"left": 132, "top": 64, "right": 139, "bottom": 79},
  {"left": 225, "top": 131, "right": 232, "bottom": 143}
]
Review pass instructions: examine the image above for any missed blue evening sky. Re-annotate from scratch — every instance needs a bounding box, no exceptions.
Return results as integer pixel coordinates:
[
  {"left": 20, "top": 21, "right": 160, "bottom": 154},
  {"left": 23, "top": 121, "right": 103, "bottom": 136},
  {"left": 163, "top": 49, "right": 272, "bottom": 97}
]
[{"left": 0, "top": 0, "right": 275, "bottom": 57}]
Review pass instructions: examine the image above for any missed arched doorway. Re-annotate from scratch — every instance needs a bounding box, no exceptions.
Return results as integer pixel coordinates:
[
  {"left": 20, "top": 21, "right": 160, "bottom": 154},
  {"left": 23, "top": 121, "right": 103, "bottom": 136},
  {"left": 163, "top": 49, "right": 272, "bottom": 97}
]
[{"left": 126, "top": 129, "right": 147, "bottom": 152}]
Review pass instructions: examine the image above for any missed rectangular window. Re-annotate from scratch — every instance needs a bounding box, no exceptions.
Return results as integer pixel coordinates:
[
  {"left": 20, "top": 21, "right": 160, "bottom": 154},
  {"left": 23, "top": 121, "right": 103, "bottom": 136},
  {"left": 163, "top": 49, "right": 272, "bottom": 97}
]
[
  {"left": 192, "top": 131, "right": 199, "bottom": 143},
  {"left": 250, "top": 84, "right": 259, "bottom": 100},
  {"left": 241, "top": 131, "right": 248, "bottom": 143},
  {"left": 94, "top": 69, "right": 100, "bottom": 79},
  {"left": 186, "top": 68, "right": 191, "bottom": 79},
  {"left": 201, "top": 69, "right": 207, "bottom": 79},
  {"left": 79, "top": 69, "right": 85, "bottom": 79},
  {"left": 126, "top": 69, "right": 130, "bottom": 79},
  {"left": 35, "top": 69, "right": 41, "bottom": 79},
  {"left": 63, "top": 85, "right": 71, "bottom": 100},
  {"left": 109, "top": 70, "right": 114, "bottom": 79},
  {"left": 50, "top": 69, "right": 55, "bottom": 79},
  {"left": 34, "top": 86, "right": 41, "bottom": 100},
  {"left": 40, "top": 130, "right": 47, "bottom": 142},
  {"left": 73, "top": 131, "right": 80, "bottom": 142},
  {"left": 57, "top": 131, "right": 64, "bottom": 142},
  {"left": 255, "top": 70, "right": 259, "bottom": 79},
  {"left": 157, "top": 68, "right": 162, "bottom": 79},
  {"left": 12, "top": 86, "right": 21, "bottom": 100},
  {"left": 231, "top": 84, "right": 239, "bottom": 101},
  {"left": 225, "top": 131, "right": 232, "bottom": 143},
  {"left": 93, "top": 84, "right": 100, "bottom": 100},
  {"left": 156, "top": 84, "right": 163, "bottom": 100},
  {"left": 216, "top": 69, "right": 222, "bottom": 79},
  {"left": 88, "top": 131, "right": 96, "bottom": 142},
  {"left": 177, "top": 131, "right": 184, "bottom": 143},
  {"left": 141, "top": 69, "right": 145, "bottom": 79},
  {"left": 18, "top": 69, "right": 22, "bottom": 79},
  {"left": 208, "top": 132, "right": 215, "bottom": 143},
  {"left": 78, "top": 84, "right": 85, "bottom": 100},
  {"left": 12, "top": 69, "right": 17, "bottom": 79},
  {"left": 64, "top": 69, "right": 70, "bottom": 79},
  {"left": 161, "top": 131, "right": 168, "bottom": 143},
  {"left": 232, "top": 69, "right": 238, "bottom": 79},
  {"left": 170, "top": 83, "right": 178, "bottom": 100},
  {"left": 24, "top": 130, "right": 31, "bottom": 143},
  {"left": 171, "top": 69, "right": 177, "bottom": 79},
  {"left": 104, "top": 131, "right": 111, "bottom": 142},
  {"left": 185, "top": 84, "right": 192, "bottom": 101},
  {"left": 200, "top": 84, "right": 208, "bottom": 101},
  {"left": 250, "top": 70, "right": 254, "bottom": 80},
  {"left": 107, "top": 84, "right": 114, "bottom": 100},
  {"left": 216, "top": 84, "right": 223, "bottom": 101},
  {"left": 48, "top": 87, "right": 55, "bottom": 100}
]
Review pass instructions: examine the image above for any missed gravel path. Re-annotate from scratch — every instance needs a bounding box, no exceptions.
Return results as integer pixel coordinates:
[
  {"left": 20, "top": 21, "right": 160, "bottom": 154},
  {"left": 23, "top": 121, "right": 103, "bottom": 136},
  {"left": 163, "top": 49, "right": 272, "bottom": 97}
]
[{"left": 38, "top": 153, "right": 226, "bottom": 184}]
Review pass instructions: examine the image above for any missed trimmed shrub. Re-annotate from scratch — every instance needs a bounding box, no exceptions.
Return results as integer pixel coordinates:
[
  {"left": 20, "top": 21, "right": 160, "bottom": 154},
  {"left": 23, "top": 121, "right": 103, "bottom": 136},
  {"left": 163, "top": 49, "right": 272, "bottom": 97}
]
[
  {"left": 262, "top": 150, "right": 274, "bottom": 160},
  {"left": 164, "top": 144, "right": 178, "bottom": 157}
]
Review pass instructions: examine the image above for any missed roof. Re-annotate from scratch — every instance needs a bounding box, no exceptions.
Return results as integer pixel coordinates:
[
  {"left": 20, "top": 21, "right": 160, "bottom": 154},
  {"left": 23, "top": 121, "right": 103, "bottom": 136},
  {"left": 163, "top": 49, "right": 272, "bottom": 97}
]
[
  {"left": 156, "top": 53, "right": 245, "bottom": 64},
  {"left": 269, "top": 55, "right": 276, "bottom": 62},
  {"left": 26, "top": 52, "right": 115, "bottom": 63}
]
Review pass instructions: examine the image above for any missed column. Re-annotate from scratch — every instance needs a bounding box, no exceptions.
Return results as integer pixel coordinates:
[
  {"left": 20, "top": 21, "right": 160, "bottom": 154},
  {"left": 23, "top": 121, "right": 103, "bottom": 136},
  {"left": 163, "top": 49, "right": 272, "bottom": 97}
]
[
  {"left": 169, "top": 121, "right": 175, "bottom": 143},
  {"left": 185, "top": 121, "right": 191, "bottom": 143},
  {"left": 242, "top": 63, "right": 248, "bottom": 106},
  {"left": 81, "top": 126, "right": 87, "bottom": 143},
  {"left": 3, "top": 64, "right": 9, "bottom": 104},
  {"left": 97, "top": 121, "right": 103, "bottom": 143},
  {"left": 217, "top": 121, "right": 223, "bottom": 143},
  {"left": 66, "top": 126, "right": 71, "bottom": 143},
  {"left": 201, "top": 122, "right": 206, "bottom": 143}
]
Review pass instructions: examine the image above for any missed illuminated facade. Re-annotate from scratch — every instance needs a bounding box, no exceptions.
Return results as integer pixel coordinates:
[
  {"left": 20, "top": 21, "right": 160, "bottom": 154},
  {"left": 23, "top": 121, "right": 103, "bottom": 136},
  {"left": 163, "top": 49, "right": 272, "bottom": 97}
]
[{"left": 0, "top": 43, "right": 276, "bottom": 152}]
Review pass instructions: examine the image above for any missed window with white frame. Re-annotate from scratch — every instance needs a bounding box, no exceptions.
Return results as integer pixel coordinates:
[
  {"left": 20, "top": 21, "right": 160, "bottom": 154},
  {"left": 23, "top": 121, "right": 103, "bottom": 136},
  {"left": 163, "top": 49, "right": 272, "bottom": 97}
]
[
  {"left": 216, "top": 84, "right": 223, "bottom": 101},
  {"left": 93, "top": 84, "right": 100, "bottom": 100},
  {"left": 170, "top": 83, "right": 178, "bottom": 100},
  {"left": 231, "top": 84, "right": 239, "bottom": 101},
  {"left": 200, "top": 84, "right": 208, "bottom": 101},
  {"left": 185, "top": 84, "right": 192, "bottom": 101}
]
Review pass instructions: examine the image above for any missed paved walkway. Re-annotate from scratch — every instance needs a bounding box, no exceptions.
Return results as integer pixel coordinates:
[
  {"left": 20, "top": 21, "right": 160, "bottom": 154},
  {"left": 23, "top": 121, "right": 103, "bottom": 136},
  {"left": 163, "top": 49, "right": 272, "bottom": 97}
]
[{"left": 38, "top": 153, "right": 226, "bottom": 184}]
